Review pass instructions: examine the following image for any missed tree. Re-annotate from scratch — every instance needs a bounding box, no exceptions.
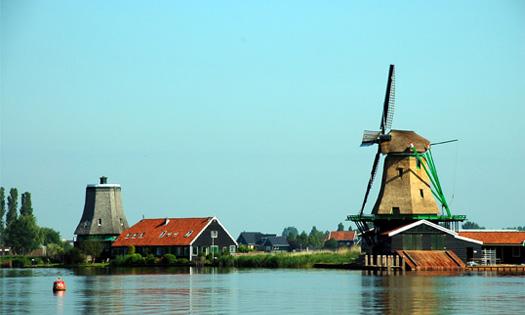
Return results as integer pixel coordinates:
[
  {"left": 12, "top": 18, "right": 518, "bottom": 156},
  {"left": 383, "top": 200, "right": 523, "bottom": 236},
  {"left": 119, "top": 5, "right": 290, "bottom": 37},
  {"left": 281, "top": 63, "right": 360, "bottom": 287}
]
[
  {"left": 282, "top": 226, "right": 299, "bottom": 241},
  {"left": 296, "top": 231, "right": 308, "bottom": 250},
  {"left": 6, "top": 188, "right": 18, "bottom": 227},
  {"left": 337, "top": 222, "right": 345, "bottom": 231},
  {"left": 462, "top": 221, "right": 485, "bottom": 230},
  {"left": 20, "top": 192, "right": 33, "bottom": 217},
  {"left": 4, "top": 215, "right": 41, "bottom": 255},
  {"left": 348, "top": 224, "right": 353, "bottom": 231},
  {"left": 0, "top": 187, "right": 5, "bottom": 245},
  {"left": 47, "top": 243, "right": 65, "bottom": 262},
  {"left": 40, "top": 227, "right": 61, "bottom": 245},
  {"left": 80, "top": 240, "right": 104, "bottom": 263},
  {"left": 308, "top": 226, "right": 325, "bottom": 249}
]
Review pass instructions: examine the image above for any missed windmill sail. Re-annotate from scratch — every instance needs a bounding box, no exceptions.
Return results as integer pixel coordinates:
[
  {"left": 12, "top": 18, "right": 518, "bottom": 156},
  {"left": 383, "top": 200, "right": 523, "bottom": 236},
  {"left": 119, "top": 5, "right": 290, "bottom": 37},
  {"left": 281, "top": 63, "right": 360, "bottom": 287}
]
[
  {"left": 359, "top": 148, "right": 381, "bottom": 215},
  {"left": 380, "top": 64, "right": 395, "bottom": 133}
]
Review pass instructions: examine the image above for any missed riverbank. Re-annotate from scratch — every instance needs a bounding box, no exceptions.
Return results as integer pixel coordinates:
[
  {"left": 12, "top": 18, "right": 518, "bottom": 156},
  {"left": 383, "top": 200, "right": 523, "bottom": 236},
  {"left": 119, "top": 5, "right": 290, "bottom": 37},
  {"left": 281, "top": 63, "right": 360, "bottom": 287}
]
[
  {"left": 218, "top": 248, "right": 360, "bottom": 268},
  {"left": 1, "top": 248, "right": 360, "bottom": 269}
]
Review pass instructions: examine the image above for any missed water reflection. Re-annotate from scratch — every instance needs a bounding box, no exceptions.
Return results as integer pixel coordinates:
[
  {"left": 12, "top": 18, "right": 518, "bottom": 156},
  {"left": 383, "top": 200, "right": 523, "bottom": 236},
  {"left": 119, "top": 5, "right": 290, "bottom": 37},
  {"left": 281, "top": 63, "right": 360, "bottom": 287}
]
[{"left": 1, "top": 268, "right": 524, "bottom": 314}]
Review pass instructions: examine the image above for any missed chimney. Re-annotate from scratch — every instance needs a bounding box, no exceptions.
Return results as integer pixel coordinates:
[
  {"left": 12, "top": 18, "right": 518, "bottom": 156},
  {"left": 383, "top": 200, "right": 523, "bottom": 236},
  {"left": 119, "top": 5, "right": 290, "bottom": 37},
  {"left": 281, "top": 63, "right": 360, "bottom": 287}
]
[
  {"left": 164, "top": 218, "right": 170, "bottom": 226},
  {"left": 100, "top": 176, "right": 108, "bottom": 184}
]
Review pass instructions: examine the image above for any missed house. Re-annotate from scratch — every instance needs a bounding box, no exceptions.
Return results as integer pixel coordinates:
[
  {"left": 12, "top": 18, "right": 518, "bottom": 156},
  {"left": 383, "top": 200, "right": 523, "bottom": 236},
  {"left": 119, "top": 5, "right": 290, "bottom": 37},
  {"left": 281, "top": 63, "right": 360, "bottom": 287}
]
[
  {"left": 259, "top": 236, "right": 290, "bottom": 252},
  {"left": 237, "top": 232, "right": 277, "bottom": 249},
  {"left": 376, "top": 220, "right": 483, "bottom": 263},
  {"left": 326, "top": 231, "right": 357, "bottom": 248},
  {"left": 458, "top": 230, "right": 525, "bottom": 264},
  {"left": 112, "top": 217, "right": 237, "bottom": 261}
]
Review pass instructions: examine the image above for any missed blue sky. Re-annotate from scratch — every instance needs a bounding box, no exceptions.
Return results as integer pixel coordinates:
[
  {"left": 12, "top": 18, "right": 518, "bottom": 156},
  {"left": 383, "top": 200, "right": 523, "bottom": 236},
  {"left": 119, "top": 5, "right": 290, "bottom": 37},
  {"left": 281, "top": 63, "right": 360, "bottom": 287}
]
[{"left": 1, "top": 1, "right": 524, "bottom": 238}]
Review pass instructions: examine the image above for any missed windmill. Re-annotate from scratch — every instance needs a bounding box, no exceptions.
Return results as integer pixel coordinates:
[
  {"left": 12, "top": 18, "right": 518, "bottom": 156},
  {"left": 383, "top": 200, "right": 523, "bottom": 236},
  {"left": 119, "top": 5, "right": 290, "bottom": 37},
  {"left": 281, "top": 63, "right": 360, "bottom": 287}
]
[{"left": 349, "top": 65, "right": 465, "bottom": 251}]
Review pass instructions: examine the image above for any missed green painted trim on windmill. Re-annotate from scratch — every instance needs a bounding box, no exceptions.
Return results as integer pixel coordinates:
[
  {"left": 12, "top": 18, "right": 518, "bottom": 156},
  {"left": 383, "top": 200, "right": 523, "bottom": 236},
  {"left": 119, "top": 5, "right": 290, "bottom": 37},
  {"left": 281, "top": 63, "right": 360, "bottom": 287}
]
[{"left": 410, "top": 147, "right": 452, "bottom": 217}]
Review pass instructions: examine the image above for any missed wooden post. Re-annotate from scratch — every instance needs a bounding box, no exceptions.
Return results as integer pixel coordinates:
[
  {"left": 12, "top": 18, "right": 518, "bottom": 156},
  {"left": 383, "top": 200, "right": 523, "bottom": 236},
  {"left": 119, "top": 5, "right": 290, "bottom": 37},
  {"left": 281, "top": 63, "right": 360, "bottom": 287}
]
[
  {"left": 387, "top": 255, "right": 393, "bottom": 272},
  {"left": 365, "top": 254, "right": 369, "bottom": 267}
]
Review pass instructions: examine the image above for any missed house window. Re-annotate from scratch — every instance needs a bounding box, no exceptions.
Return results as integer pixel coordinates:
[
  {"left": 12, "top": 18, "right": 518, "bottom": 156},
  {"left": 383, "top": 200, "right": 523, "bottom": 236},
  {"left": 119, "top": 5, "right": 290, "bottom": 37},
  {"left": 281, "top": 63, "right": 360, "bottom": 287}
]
[
  {"left": 192, "top": 246, "right": 198, "bottom": 255},
  {"left": 98, "top": 219, "right": 102, "bottom": 226},
  {"left": 210, "top": 245, "right": 219, "bottom": 254},
  {"left": 397, "top": 168, "right": 403, "bottom": 177},
  {"left": 392, "top": 207, "right": 400, "bottom": 214},
  {"left": 512, "top": 246, "right": 521, "bottom": 257},
  {"left": 159, "top": 231, "right": 167, "bottom": 238},
  {"left": 120, "top": 218, "right": 123, "bottom": 226},
  {"left": 416, "top": 159, "right": 421, "bottom": 169},
  {"left": 229, "top": 245, "right": 236, "bottom": 253},
  {"left": 184, "top": 230, "right": 193, "bottom": 238},
  {"left": 420, "top": 189, "right": 424, "bottom": 198}
]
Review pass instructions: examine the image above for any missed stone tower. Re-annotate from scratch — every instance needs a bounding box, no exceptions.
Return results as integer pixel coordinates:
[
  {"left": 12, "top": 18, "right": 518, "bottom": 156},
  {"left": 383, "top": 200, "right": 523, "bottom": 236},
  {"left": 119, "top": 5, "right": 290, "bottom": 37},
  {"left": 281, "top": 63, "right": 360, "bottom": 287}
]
[{"left": 74, "top": 176, "right": 129, "bottom": 245}]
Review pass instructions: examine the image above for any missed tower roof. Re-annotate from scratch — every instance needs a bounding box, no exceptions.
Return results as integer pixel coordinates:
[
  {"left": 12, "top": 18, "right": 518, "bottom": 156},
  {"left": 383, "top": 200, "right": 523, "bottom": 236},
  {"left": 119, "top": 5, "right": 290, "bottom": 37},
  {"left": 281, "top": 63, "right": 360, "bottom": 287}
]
[{"left": 380, "top": 130, "right": 430, "bottom": 154}]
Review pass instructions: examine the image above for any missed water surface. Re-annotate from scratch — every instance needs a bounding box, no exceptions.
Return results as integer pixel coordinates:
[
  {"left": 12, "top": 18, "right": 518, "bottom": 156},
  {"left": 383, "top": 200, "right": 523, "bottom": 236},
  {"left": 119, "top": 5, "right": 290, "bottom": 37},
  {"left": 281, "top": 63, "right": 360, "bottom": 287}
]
[{"left": 1, "top": 267, "right": 524, "bottom": 314}]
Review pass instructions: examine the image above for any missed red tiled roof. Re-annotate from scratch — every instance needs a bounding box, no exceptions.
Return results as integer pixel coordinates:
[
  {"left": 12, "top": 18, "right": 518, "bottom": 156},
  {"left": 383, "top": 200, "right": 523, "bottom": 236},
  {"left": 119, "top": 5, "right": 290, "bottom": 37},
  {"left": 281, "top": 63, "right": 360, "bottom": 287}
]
[
  {"left": 458, "top": 231, "right": 525, "bottom": 245},
  {"left": 327, "top": 231, "right": 356, "bottom": 241},
  {"left": 112, "top": 217, "right": 213, "bottom": 247}
]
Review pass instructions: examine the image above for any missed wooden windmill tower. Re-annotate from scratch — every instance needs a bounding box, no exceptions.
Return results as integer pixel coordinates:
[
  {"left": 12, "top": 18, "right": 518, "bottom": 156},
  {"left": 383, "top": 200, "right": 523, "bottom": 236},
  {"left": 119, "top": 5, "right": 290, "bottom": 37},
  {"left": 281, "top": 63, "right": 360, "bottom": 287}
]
[
  {"left": 74, "top": 176, "right": 129, "bottom": 254},
  {"left": 349, "top": 65, "right": 465, "bottom": 252}
]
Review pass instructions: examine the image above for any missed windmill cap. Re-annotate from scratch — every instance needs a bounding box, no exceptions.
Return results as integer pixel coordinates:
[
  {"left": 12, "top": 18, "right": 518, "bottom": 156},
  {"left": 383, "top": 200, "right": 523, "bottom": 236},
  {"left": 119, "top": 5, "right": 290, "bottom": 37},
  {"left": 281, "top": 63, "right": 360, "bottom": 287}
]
[
  {"left": 380, "top": 130, "right": 430, "bottom": 154},
  {"left": 86, "top": 176, "right": 121, "bottom": 188}
]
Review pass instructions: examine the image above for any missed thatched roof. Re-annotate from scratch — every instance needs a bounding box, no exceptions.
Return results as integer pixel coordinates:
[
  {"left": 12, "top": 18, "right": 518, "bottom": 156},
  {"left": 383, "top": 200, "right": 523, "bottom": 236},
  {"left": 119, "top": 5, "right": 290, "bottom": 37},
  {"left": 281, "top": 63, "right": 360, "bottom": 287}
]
[{"left": 380, "top": 130, "right": 430, "bottom": 154}]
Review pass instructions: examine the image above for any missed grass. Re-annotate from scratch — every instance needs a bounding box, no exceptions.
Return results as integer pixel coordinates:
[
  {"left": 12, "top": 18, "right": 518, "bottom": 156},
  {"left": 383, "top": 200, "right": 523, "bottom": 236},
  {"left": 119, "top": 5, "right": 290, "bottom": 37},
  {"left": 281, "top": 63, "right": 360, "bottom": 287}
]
[{"left": 218, "top": 247, "right": 361, "bottom": 268}]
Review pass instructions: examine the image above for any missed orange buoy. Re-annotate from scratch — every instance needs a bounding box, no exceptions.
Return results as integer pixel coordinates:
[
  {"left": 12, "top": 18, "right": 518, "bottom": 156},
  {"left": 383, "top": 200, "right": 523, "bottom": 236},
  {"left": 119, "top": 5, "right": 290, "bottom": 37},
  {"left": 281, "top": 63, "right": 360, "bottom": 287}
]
[{"left": 53, "top": 278, "right": 66, "bottom": 292}]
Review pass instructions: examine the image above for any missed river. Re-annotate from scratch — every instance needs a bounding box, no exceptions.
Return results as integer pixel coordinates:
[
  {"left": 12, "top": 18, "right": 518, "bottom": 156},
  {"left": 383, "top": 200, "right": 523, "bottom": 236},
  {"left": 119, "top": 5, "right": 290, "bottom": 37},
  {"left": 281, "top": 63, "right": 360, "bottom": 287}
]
[{"left": 1, "top": 267, "right": 524, "bottom": 314}]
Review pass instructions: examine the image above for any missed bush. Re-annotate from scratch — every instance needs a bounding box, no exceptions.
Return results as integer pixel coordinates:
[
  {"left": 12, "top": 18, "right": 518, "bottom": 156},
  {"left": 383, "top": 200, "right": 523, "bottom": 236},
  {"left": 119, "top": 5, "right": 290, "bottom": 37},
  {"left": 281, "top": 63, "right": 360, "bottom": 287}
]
[
  {"left": 144, "top": 254, "right": 157, "bottom": 265},
  {"left": 111, "top": 255, "right": 127, "bottom": 266},
  {"left": 127, "top": 245, "right": 136, "bottom": 255},
  {"left": 237, "top": 245, "right": 253, "bottom": 253},
  {"left": 125, "top": 253, "right": 144, "bottom": 266},
  {"left": 64, "top": 248, "right": 86, "bottom": 265},
  {"left": 12, "top": 256, "right": 31, "bottom": 268},
  {"left": 161, "top": 254, "right": 178, "bottom": 265},
  {"left": 176, "top": 258, "right": 189, "bottom": 265}
]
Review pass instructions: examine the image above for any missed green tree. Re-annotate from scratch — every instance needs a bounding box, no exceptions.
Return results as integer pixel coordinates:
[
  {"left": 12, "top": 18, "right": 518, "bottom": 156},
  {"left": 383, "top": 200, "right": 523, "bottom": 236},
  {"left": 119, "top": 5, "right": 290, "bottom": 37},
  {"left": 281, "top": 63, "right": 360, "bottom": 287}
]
[
  {"left": 47, "top": 243, "right": 65, "bottom": 262},
  {"left": 337, "top": 222, "right": 345, "bottom": 231},
  {"left": 20, "top": 192, "right": 33, "bottom": 217},
  {"left": 296, "top": 231, "right": 308, "bottom": 250},
  {"left": 0, "top": 187, "right": 5, "bottom": 245},
  {"left": 80, "top": 240, "right": 104, "bottom": 263},
  {"left": 462, "top": 221, "right": 485, "bottom": 230},
  {"left": 4, "top": 215, "right": 41, "bottom": 255},
  {"left": 282, "top": 226, "right": 299, "bottom": 241},
  {"left": 6, "top": 188, "right": 18, "bottom": 227},
  {"left": 308, "top": 226, "right": 325, "bottom": 249},
  {"left": 348, "top": 224, "right": 353, "bottom": 231},
  {"left": 40, "top": 227, "right": 61, "bottom": 245}
]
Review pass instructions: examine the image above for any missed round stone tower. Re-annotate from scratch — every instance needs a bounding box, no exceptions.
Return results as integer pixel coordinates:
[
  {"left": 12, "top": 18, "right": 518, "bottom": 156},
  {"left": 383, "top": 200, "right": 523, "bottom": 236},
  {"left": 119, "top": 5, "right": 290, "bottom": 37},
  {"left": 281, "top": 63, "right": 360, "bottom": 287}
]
[{"left": 74, "top": 176, "right": 129, "bottom": 248}]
